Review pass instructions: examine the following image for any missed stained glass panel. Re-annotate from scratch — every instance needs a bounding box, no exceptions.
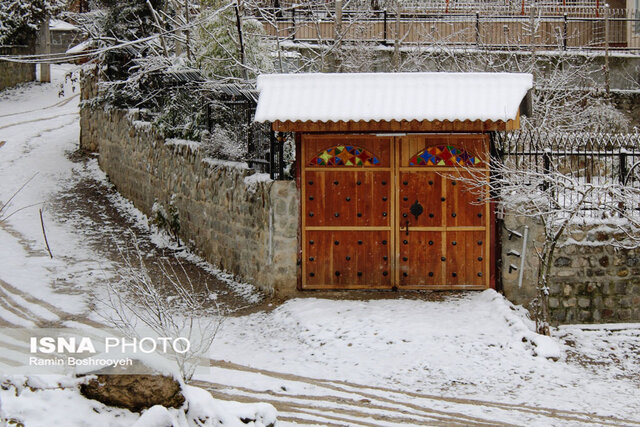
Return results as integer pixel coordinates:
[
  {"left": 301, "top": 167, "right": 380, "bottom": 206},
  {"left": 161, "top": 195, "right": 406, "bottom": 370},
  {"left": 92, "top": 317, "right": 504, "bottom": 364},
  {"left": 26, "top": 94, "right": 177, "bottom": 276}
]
[
  {"left": 409, "top": 145, "right": 482, "bottom": 167},
  {"left": 309, "top": 145, "right": 381, "bottom": 167}
]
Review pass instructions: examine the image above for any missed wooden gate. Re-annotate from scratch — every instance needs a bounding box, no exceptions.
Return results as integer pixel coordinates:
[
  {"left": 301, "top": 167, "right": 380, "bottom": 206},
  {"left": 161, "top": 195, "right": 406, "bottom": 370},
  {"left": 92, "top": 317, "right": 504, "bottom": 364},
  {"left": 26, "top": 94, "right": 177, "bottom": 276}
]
[{"left": 301, "top": 133, "right": 490, "bottom": 290}]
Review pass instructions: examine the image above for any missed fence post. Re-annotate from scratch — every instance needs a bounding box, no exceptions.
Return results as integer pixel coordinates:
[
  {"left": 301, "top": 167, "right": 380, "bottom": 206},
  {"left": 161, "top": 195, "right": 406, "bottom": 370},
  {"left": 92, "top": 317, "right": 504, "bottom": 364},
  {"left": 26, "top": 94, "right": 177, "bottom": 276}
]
[
  {"left": 277, "top": 133, "right": 285, "bottom": 179},
  {"left": 475, "top": 11, "right": 480, "bottom": 47},
  {"left": 269, "top": 128, "right": 276, "bottom": 180},
  {"left": 619, "top": 151, "right": 628, "bottom": 185},
  {"left": 383, "top": 9, "right": 388, "bottom": 45},
  {"left": 291, "top": 7, "right": 296, "bottom": 41},
  {"left": 542, "top": 151, "right": 551, "bottom": 191},
  {"left": 563, "top": 13, "right": 568, "bottom": 50}
]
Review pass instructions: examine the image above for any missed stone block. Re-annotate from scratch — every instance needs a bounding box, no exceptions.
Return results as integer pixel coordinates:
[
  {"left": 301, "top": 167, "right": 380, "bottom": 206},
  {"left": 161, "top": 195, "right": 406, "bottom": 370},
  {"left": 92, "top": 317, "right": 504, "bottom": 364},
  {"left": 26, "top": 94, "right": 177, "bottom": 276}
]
[
  {"left": 548, "top": 297, "right": 560, "bottom": 308},
  {"left": 593, "top": 296, "right": 604, "bottom": 309},
  {"left": 619, "top": 309, "right": 632, "bottom": 320},
  {"left": 578, "top": 310, "right": 592, "bottom": 322},
  {"left": 619, "top": 297, "right": 632, "bottom": 308},
  {"left": 563, "top": 297, "right": 577, "bottom": 308},
  {"left": 563, "top": 284, "right": 573, "bottom": 297},
  {"left": 554, "top": 257, "right": 572, "bottom": 267},
  {"left": 577, "top": 297, "right": 591, "bottom": 308}
]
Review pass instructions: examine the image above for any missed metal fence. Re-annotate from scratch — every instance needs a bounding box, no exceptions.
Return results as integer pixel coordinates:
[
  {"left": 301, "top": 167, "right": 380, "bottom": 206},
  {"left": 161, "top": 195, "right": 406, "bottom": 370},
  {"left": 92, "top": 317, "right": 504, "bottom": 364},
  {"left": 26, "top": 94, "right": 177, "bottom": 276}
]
[
  {"left": 202, "top": 85, "right": 289, "bottom": 180},
  {"left": 257, "top": 6, "right": 640, "bottom": 51},
  {"left": 494, "top": 130, "right": 640, "bottom": 215}
]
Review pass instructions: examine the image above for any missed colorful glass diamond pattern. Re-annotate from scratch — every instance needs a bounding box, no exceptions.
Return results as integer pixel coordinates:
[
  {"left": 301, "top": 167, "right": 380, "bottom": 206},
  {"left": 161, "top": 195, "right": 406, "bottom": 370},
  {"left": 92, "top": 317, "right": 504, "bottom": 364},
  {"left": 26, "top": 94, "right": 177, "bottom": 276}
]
[
  {"left": 409, "top": 145, "right": 482, "bottom": 167},
  {"left": 310, "top": 145, "right": 381, "bottom": 167}
]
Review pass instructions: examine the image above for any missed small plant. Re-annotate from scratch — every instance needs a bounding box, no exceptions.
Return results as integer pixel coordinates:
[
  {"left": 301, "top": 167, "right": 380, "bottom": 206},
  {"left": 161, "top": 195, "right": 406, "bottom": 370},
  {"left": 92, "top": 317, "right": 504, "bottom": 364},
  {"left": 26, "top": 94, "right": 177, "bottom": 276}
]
[{"left": 151, "top": 196, "right": 181, "bottom": 244}]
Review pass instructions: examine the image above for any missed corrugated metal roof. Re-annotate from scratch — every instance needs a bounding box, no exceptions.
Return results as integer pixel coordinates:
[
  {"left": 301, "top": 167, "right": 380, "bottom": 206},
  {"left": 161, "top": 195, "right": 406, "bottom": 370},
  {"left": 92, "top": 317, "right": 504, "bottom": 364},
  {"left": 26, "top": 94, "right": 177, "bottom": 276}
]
[{"left": 254, "top": 72, "right": 533, "bottom": 124}]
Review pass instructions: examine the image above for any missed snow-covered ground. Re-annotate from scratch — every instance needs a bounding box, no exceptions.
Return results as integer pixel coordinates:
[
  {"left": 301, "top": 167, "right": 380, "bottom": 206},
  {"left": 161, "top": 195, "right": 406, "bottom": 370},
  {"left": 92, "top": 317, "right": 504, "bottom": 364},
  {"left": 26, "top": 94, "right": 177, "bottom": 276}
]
[{"left": 0, "top": 66, "right": 639, "bottom": 426}]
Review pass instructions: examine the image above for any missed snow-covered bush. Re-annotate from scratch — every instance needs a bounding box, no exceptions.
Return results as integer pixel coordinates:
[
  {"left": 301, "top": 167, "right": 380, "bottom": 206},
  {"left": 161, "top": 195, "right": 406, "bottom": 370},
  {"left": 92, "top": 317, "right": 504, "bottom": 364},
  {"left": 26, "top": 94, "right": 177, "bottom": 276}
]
[
  {"left": 0, "top": 0, "right": 63, "bottom": 45},
  {"left": 202, "top": 124, "right": 246, "bottom": 161}
]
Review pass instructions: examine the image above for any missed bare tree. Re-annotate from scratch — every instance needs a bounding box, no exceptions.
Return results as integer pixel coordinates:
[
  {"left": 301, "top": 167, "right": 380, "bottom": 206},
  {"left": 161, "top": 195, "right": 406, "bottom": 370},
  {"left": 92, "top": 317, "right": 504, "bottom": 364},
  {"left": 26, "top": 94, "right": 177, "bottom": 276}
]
[
  {"left": 456, "top": 133, "right": 640, "bottom": 334},
  {"left": 97, "top": 234, "right": 224, "bottom": 381}
]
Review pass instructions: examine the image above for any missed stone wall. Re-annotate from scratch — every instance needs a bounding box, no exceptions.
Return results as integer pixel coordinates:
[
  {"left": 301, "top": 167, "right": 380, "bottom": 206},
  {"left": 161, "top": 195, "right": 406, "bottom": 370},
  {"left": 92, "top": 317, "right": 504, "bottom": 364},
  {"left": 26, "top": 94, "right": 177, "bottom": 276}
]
[
  {"left": 79, "top": 73, "right": 299, "bottom": 296},
  {"left": 502, "top": 214, "right": 640, "bottom": 323},
  {"left": 0, "top": 46, "right": 36, "bottom": 90}
]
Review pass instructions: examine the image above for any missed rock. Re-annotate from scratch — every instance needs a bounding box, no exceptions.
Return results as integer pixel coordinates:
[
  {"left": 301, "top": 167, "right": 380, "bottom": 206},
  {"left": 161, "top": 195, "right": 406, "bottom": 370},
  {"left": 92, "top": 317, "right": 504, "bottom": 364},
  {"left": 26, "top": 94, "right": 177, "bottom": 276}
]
[{"left": 79, "top": 361, "right": 185, "bottom": 413}]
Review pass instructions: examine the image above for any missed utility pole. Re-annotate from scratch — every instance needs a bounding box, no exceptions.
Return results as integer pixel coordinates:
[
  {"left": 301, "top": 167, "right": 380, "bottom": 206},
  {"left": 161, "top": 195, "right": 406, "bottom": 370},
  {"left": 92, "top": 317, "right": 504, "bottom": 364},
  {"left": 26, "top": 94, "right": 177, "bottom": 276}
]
[{"left": 38, "top": 18, "right": 51, "bottom": 83}]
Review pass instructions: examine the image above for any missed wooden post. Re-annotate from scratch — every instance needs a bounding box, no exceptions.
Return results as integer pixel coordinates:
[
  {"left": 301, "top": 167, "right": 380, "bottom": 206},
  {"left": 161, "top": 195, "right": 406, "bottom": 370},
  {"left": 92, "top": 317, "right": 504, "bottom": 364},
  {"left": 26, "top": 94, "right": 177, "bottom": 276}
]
[{"left": 38, "top": 18, "right": 51, "bottom": 83}]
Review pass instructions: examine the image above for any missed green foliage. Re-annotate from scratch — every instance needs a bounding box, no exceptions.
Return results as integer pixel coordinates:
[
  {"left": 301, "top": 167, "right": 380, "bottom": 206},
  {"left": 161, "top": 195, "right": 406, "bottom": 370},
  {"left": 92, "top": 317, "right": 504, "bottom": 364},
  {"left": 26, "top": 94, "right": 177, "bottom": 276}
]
[
  {"left": 152, "top": 84, "right": 209, "bottom": 140},
  {"left": 194, "top": 2, "right": 273, "bottom": 80},
  {"left": 151, "top": 196, "right": 181, "bottom": 244},
  {"left": 96, "top": 0, "right": 164, "bottom": 81},
  {"left": 0, "top": 0, "right": 63, "bottom": 45}
]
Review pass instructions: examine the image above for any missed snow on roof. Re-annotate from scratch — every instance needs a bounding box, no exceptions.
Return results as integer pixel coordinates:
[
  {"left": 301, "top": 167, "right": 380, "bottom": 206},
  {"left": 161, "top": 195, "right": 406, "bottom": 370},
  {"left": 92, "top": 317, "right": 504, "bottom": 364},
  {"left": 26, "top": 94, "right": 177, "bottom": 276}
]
[
  {"left": 255, "top": 72, "right": 533, "bottom": 124},
  {"left": 50, "top": 19, "right": 79, "bottom": 31}
]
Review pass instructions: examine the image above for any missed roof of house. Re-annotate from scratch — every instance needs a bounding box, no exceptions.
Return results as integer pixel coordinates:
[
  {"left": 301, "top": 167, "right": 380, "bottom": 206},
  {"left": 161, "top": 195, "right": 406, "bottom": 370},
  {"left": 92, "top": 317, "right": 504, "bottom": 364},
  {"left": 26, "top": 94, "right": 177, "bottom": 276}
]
[{"left": 254, "top": 72, "right": 533, "bottom": 125}]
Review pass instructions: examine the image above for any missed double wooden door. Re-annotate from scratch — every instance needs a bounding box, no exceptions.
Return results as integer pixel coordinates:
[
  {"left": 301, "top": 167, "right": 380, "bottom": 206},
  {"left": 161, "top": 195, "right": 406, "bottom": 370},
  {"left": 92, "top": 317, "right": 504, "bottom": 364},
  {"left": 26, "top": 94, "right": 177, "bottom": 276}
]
[{"left": 301, "top": 133, "right": 491, "bottom": 290}]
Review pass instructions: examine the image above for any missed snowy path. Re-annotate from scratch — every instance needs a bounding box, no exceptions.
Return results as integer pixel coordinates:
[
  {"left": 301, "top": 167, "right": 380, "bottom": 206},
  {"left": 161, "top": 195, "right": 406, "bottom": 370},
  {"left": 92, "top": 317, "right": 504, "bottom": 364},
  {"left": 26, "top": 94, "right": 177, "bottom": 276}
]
[{"left": 1, "top": 66, "right": 640, "bottom": 427}]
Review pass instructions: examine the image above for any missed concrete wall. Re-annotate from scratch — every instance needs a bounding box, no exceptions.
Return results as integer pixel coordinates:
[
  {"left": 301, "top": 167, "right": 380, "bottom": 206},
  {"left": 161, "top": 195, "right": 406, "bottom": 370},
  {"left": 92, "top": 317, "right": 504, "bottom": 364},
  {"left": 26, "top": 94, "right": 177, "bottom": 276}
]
[
  {"left": 51, "top": 29, "right": 83, "bottom": 55},
  {"left": 502, "top": 214, "right": 640, "bottom": 323},
  {"left": 0, "top": 46, "right": 35, "bottom": 90},
  {"left": 79, "top": 72, "right": 299, "bottom": 296}
]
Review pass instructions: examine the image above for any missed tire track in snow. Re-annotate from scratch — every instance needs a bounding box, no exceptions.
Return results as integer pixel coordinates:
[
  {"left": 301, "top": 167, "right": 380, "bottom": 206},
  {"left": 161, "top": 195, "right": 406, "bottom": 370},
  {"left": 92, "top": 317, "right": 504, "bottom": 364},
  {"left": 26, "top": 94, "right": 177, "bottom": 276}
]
[
  {"left": 0, "top": 278, "right": 106, "bottom": 329},
  {"left": 0, "top": 112, "right": 78, "bottom": 131},
  {"left": 0, "top": 93, "right": 79, "bottom": 119},
  {"left": 198, "top": 382, "right": 493, "bottom": 426},
  {"left": 195, "top": 359, "right": 640, "bottom": 426}
]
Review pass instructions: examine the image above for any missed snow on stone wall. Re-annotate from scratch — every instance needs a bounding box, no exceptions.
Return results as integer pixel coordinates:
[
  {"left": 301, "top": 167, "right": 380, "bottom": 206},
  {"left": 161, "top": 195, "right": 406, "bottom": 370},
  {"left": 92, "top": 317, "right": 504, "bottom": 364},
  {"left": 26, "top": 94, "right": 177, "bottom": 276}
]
[
  {"left": 79, "top": 72, "right": 298, "bottom": 295},
  {"left": 502, "top": 214, "right": 640, "bottom": 324}
]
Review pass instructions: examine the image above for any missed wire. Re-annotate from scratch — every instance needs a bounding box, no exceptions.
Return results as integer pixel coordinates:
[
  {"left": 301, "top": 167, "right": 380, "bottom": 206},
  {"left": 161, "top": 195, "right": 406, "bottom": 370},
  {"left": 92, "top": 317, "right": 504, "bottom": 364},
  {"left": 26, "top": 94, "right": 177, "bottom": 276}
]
[{"left": 0, "top": 2, "right": 235, "bottom": 64}]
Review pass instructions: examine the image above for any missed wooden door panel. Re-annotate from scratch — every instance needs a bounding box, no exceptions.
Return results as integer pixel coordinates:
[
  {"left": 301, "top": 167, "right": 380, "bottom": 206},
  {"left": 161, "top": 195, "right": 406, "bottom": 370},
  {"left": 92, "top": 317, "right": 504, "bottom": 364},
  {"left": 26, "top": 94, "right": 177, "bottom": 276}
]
[
  {"left": 445, "top": 231, "right": 486, "bottom": 287},
  {"left": 304, "top": 230, "right": 391, "bottom": 288},
  {"left": 305, "top": 171, "right": 390, "bottom": 227},
  {"left": 445, "top": 172, "right": 487, "bottom": 227},
  {"left": 398, "top": 171, "right": 443, "bottom": 228},
  {"left": 398, "top": 231, "right": 443, "bottom": 287},
  {"left": 356, "top": 171, "right": 391, "bottom": 227}
]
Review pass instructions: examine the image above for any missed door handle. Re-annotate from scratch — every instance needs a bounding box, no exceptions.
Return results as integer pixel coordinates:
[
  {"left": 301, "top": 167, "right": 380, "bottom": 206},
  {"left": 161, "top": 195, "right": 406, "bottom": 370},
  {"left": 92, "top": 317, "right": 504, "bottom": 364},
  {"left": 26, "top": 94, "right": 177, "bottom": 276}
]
[{"left": 405, "top": 220, "right": 410, "bottom": 236}]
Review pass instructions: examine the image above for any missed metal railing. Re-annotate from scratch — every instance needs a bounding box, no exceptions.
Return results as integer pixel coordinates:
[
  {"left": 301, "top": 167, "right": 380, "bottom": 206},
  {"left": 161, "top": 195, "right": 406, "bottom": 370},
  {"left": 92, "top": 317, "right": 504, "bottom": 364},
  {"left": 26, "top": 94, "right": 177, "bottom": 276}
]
[
  {"left": 494, "top": 130, "right": 640, "bottom": 215},
  {"left": 255, "top": 6, "right": 640, "bottom": 51}
]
